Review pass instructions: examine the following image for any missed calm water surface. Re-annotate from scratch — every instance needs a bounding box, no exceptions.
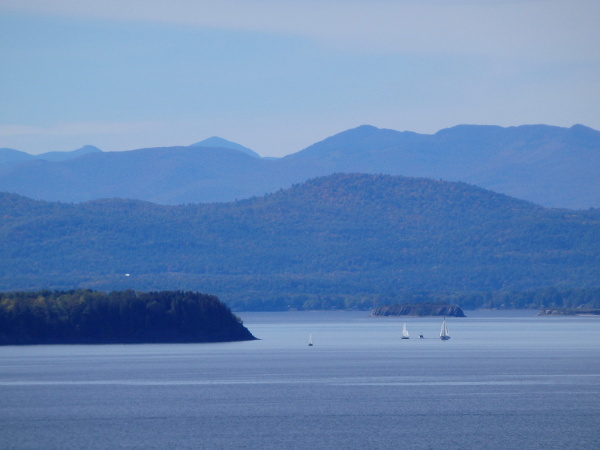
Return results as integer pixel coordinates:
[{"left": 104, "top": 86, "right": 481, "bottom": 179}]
[{"left": 1, "top": 310, "right": 599, "bottom": 449}]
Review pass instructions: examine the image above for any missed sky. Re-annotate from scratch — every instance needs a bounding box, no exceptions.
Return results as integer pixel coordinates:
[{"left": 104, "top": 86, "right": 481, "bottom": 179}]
[{"left": 1, "top": 0, "right": 599, "bottom": 157}]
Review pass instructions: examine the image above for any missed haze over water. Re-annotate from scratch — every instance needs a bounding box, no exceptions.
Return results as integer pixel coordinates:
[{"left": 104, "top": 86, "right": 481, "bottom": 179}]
[{"left": 1, "top": 310, "right": 599, "bottom": 449}]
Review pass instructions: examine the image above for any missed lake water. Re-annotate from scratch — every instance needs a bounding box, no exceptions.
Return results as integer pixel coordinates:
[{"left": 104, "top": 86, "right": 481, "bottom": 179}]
[{"left": 1, "top": 310, "right": 599, "bottom": 449}]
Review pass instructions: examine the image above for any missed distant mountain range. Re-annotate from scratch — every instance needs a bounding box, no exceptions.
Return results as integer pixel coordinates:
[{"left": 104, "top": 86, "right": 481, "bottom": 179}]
[
  {"left": 1, "top": 173, "right": 599, "bottom": 310},
  {"left": 0, "top": 145, "right": 101, "bottom": 164},
  {"left": 0, "top": 124, "right": 598, "bottom": 208}
]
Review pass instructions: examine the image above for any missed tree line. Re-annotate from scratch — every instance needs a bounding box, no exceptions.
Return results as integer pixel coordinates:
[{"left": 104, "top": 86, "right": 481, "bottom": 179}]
[{"left": 222, "top": 286, "right": 600, "bottom": 311}]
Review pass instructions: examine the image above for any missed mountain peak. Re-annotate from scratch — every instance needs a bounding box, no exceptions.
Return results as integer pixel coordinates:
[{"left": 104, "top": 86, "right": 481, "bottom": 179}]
[
  {"left": 566, "top": 124, "right": 600, "bottom": 145},
  {"left": 288, "top": 124, "right": 418, "bottom": 160},
  {"left": 191, "top": 136, "right": 260, "bottom": 158},
  {"left": 324, "top": 124, "right": 381, "bottom": 141},
  {"left": 73, "top": 145, "right": 102, "bottom": 153}
]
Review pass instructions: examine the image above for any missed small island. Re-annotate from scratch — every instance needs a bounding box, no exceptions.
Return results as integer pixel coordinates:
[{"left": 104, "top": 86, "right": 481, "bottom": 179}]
[
  {"left": 371, "top": 303, "right": 466, "bottom": 317},
  {"left": 0, "top": 289, "right": 256, "bottom": 345}
]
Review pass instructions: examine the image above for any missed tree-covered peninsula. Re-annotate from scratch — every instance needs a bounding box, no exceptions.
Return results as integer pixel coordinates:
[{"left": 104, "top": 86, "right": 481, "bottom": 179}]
[{"left": 0, "top": 290, "right": 256, "bottom": 345}]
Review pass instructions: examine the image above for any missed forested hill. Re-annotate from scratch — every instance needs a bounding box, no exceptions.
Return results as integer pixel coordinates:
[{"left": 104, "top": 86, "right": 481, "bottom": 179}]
[
  {"left": 0, "top": 290, "right": 256, "bottom": 345},
  {"left": 1, "top": 173, "right": 599, "bottom": 310}
]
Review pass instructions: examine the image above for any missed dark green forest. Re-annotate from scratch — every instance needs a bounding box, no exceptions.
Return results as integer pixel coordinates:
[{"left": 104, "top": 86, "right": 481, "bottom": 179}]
[
  {"left": 1, "top": 174, "right": 599, "bottom": 310},
  {"left": 0, "top": 290, "right": 256, "bottom": 345}
]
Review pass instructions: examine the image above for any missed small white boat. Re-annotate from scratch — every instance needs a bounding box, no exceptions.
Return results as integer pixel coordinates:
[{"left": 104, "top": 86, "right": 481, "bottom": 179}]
[
  {"left": 308, "top": 333, "right": 313, "bottom": 346},
  {"left": 401, "top": 322, "right": 410, "bottom": 339},
  {"left": 440, "top": 318, "right": 450, "bottom": 340}
]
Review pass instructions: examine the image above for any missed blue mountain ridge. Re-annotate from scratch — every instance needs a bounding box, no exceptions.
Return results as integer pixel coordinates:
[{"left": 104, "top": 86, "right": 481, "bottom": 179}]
[
  {"left": 0, "top": 145, "right": 103, "bottom": 165},
  {"left": 0, "top": 124, "right": 598, "bottom": 208}
]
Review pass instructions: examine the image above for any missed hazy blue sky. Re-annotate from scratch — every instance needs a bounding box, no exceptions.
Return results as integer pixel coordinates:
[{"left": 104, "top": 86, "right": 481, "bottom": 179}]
[{"left": 1, "top": 0, "right": 598, "bottom": 157}]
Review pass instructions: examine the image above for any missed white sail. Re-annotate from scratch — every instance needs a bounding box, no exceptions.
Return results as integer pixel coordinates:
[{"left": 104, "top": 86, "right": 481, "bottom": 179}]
[
  {"left": 308, "top": 333, "right": 313, "bottom": 346},
  {"left": 440, "top": 318, "right": 450, "bottom": 340},
  {"left": 402, "top": 322, "right": 409, "bottom": 339}
]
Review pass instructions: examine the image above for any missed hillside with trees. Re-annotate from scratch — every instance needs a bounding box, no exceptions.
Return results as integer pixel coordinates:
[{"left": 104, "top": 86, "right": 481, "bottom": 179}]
[
  {"left": 0, "top": 173, "right": 598, "bottom": 310},
  {"left": 0, "top": 290, "right": 256, "bottom": 345}
]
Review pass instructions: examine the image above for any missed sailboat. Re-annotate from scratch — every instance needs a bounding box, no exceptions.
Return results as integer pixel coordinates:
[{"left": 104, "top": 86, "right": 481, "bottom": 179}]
[
  {"left": 440, "top": 318, "right": 450, "bottom": 340},
  {"left": 401, "top": 322, "right": 410, "bottom": 339},
  {"left": 308, "top": 333, "right": 313, "bottom": 346}
]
